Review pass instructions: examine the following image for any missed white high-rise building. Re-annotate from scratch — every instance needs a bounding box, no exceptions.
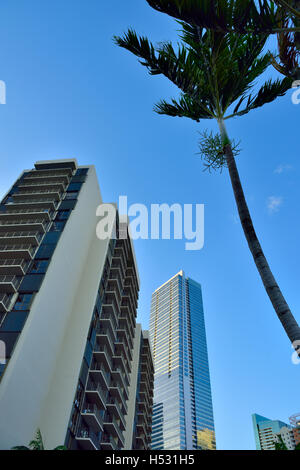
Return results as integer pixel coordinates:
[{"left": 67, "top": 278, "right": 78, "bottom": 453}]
[{"left": 0, "top": 159, "right": 147, "bottom": 450}]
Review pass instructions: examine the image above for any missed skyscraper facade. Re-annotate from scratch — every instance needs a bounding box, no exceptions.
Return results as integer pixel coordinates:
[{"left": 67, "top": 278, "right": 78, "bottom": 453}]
[
  {"left": 149, "top": 271, "right": 215, "bottom": 450},
  {"left": 0, "top": 159, "right": 143, "bottom": 450}
]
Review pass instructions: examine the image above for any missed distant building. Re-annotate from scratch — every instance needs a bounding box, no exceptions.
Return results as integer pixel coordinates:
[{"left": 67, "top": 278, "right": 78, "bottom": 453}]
[
  {"left": 124, "top": 325, "right": 154, "bottom": 450},
  {"left": 150, "top": 270, "right": 215, "bottom": 450},
  {"left": 289, "top": 413, "right": 300, "bottom": 446},
  {"left": 252, "top": 414, "right": 296, "bottom": 450},
  {"left": 0, "top": 158, "right": 145, "bottom": 450}
]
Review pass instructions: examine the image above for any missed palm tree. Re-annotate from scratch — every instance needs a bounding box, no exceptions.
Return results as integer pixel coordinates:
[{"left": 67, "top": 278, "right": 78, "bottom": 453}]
[
  {"left": 114, "top": 20, "right": 300, "bottom": 352},
  {"left": 145, "top": 0, "right": 300, "bottom": 79},
  {"left": 11, "top": 429, "right": 67, "bottom": 450}
]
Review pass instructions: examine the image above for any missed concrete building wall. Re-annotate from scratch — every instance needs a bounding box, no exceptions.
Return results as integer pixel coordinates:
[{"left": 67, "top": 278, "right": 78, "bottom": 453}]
[{"left": 0, "top": 165, "right": 109, "bottom": 449}]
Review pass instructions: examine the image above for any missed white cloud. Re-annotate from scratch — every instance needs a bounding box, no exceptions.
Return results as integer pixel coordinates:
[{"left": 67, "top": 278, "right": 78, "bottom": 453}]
[
  {"left": 267, "top": 196, "right": 283, "bottom": 214},
  {"left": 274, "top": 164, "right": 293, "bottom": 174}
]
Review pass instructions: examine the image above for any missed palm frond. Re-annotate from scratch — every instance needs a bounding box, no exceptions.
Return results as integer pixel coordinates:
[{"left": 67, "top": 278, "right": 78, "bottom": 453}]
[
  {"left": 145, "top": 0, "right": 295, "bottom": 33},
  {"left": 155, "top": 95, "right": 214, "bottom": 121},
  {"left": 114, "top": 30, "right": 209, "bottom": 97},
  {"left": 227, "top": 76, "right": 293, "bottom": 118}
]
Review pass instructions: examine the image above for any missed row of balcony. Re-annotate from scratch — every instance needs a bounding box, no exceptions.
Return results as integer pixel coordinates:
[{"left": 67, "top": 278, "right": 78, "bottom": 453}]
[
  {"left": 0, "top": 231, "right": 43, "bottom": 246},
  {"left": 6, "top": 200, "right": 58, "bottom": 212},
  {"left": 13, "top": 189, "right": 63, "bottom": 201},
  {"left": 0, "top": 245, "right": 36, "bottom": 260},
  {"left": 0, "top": 209, "right": 53, "bottom": 222},
  {"left": 0, "top": 258, "right": 29, "bottom": 276},
  {"left": 0, "top": 219, "right": 49, "bottom": 233},
  {"left": 0, "top": 275, "right": 21, "bottom": 293}
]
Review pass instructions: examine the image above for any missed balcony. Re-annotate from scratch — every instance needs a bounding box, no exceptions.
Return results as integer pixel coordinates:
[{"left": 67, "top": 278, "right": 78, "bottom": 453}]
[
  {"left": 0, "top": 231, "right": 42, "bottom": 246},
  {"left": 81, "top": 403, "right": 104, "bottom": 432},
  {"left": 0, "top": 245, "right": 35, "bottom": 260},
  {"left": 113, "top": 355, "right": 130, "bottom": 380},
  {"left": 118, "top": 316, "right": 134, "bottom": 340},
  {"left": 0, "top": 209, "right": 52, "bottom": 222},
  {"left": 111, "top": 367, "right": 129, "bottom": 395},
  {"left": 18, "top": 181, "right": 66, "bottom": 192},
  {"left": 100, "top": 302, "right": 119, "bottom": 329},
  {"left": 75, "top": 426, "right": 100, "bottom": 450},
  {"left": 104, "top": 414, "right": 125, "bottom": 446},
  {"left": 0, "top": 293, "right": 11, "bottom": 312},
  {"left": 0, "top": 219, "right": 49, "bottom": 233},
  {"left": 26, "top": 168, "right": 73, "bottom": 178},
  {"left": 89, "top": 363, "right": 110, "bottom": 390},
  {"left": 6, "top": 200, "right": 57, "bottom": 211},
  {"left": 0, "top": 275, "right": 21, "bottom": 293},
  {"left": 0, "top": 259, "right": 29, "bottom": 276},
  {"left": 106, "top": 398, "right": 126, "bottom": 430},
  {"left": 109, "top": 384, "right": 128, "bottom": 411},
  {"left": 96, "top": 328, "right": 115, "bottom": 357},
  {"left": 110, "top": 257, "right": 126, "bottom": 280},
  {"left": 114, "top": 340, "right": 131, "bottom": 365},
  {"left": 22, "top": 174, "right": 70, "bottom": 185},
  {"left": 85, "top": 379, "right": 107, "bottom": 409},
  {"left": 100, "top": 434, "right": 118, "bottom": 450},
  {"left": 116, "top": 327, "right": 133, "bottom": 353},
  {"left": 93, "top": 344, "right": 113, "bottom": 372},
  {"left": 12, "top": 189, "right": 62, "bottom": 202}
]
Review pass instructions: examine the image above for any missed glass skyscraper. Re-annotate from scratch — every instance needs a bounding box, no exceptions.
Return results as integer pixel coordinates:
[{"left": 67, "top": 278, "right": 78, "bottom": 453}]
[{"left": 149, "top": 271, "right": 215, "bottom": 450}]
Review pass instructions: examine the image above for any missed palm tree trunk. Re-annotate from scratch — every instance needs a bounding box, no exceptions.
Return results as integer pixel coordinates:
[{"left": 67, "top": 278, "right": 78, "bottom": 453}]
[{"left": 218, "top": 119, "right": 300, "bottom": 353}]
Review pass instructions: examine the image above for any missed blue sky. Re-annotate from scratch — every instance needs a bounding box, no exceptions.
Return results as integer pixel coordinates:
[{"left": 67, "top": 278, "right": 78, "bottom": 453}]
[{"left": 0, "top": 0, "right": 299, "bottom": 450}]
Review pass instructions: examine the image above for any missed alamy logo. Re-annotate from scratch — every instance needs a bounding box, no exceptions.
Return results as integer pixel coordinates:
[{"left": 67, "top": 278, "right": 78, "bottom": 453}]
[
  {"left": 96, "top": 196, "right": 205, "bottom": 251},
  {"left": 291, "top": 81, "right": 300, "bottom": 105},
  {"left": 0, "top": 81, "right": 6, "bottom": 104}
]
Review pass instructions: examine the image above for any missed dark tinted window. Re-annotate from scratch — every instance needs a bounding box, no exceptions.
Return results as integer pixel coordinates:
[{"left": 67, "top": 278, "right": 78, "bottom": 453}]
[
  {"left": 1, "top": 311, "right": 28, "bottom": 332},
  {"left": 67, "top": 183, "right": 83, "bottom": 192},
  {"left": 59, "top": 200, "right": 77, "bottom": 211},
  {"left": 35, "top": 244, "right": 56, "bottom": 260},
  {"left": 19, "top": 274, "right": 44, "bottom": 293}
]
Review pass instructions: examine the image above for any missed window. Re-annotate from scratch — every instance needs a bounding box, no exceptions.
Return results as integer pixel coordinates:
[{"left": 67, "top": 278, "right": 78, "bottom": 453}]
[
  {"left": 55, "top": 210, "right": 70, "bottom": 221},
  {"left": 50, "top": 221, "right": 66, "bottom": 232},
  {"left": 13, "top": 293, "right": 35, "bottom": 311},
  {"left": 0, "top": 332, "right": 19, "bottom": 358},
  {"left": 19, "top": 274, "right": 44, "bottom": 293},
  {"left": 64, "top": 192, "right": 78, "bottom": 200},
  {"left": 1, "top": 311, "right": 28, "bottom": 332},
  {"left": 59, "top": 200, "right": 77, "bottom": 211},
  {"left": 67, "top": 183, "right": 83, "bottom": 192},
  {"left": 35, "top": 244, "right": 56, "bottom": 260},
  {"left": 29, "top": 260, "right": 49, "bottom": 274}
]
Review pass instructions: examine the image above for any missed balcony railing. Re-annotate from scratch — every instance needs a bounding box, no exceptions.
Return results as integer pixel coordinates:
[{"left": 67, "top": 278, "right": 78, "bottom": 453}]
[
  {"left": 93, "top": 343, "right": 113, "bottom": 371},
  {"left": 86, "top": 380, "right": 107, "bottom": 407},
  {"left": 0, "top": 231, "right": 43, "bottom": 245},
  {"left": 0, "top": 208, "right": 53, "bottom": 219},
  {"left": 81, "top": 403, "right": 104, "bottom": 430},
  {"left": 0, "top": 293, "right": 11, "bottom": 312},
  {"left": 104, "top": 414, "right": 125, "bottom": 444},
  {"left": 100, "top": 433, "right": 118, "bottom": 450},
  {"left": 0, "top": 219, "right": 49, "bottom": 232},
  {"left": 106, "top": 398, "right": 126, "bottom": 430},
  {"left": 0, "top": 245, "right": 35, "bottom": 260},
  {"left": 76, "top": 426, "right": 100, "bottom": 450},
  {"left": 0, "top": 258, "right": 29, "bottom": 275}
]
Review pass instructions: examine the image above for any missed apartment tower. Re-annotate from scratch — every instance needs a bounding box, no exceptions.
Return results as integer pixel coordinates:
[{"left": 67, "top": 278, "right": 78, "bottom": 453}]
[
  {"left": 149, "top": 271, "right": 216, "bottom": 450},
  {"left": 0, "top": 159, "right": 141, "bottom": 450},
  {"left": 124, "top": 325, "right": 154, "bottom": 450}
]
